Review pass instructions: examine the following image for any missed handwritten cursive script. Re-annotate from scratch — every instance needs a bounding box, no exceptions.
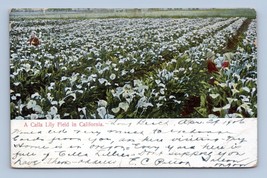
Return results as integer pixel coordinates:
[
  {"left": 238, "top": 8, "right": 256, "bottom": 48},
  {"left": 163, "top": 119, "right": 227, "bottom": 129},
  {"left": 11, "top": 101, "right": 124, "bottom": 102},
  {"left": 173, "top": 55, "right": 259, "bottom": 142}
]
[{"left": 11, "top": 118, "right": 257, "bottom": 168}]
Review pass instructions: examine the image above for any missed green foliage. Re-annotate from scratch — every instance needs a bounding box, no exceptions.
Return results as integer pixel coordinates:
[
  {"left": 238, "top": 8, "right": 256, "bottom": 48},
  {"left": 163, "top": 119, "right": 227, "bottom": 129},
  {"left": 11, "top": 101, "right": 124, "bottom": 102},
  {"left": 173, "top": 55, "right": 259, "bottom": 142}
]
[{"left": 10, "top": 17, "right": 257, "bottom": 119}]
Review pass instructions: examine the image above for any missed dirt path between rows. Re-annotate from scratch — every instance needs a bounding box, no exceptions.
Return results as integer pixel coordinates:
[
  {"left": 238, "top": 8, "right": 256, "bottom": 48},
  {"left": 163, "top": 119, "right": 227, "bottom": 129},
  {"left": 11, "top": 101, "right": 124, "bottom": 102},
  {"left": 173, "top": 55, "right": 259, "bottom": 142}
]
[{"left": 223, "top": 18, "right": 252, "bottom": 52}]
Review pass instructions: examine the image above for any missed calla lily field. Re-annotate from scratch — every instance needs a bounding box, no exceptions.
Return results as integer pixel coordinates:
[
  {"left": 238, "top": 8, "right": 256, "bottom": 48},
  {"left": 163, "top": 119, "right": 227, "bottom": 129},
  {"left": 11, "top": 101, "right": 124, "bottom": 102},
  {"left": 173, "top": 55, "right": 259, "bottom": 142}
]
[{"left": 10, "top": 9, "right": 257, "bottom": 119}]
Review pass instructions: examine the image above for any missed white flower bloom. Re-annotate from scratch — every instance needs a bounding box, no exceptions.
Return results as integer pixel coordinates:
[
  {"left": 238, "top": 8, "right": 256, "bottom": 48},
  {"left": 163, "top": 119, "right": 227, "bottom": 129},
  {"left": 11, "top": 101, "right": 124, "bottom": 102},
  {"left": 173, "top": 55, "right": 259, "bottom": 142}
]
[
  {"left": 110, "top": 73, "right": 116, "bottom": 80},
  {"left": 27, "top": 100, "right": 37, "bottom": 109},
  {"left": 156, "top": 103, "right": 163, "bottom": 108},
  {"left": 159, "top": 96, "right": 166, "bottom": 101},
  {"left": 65, "top": 87, "right": 72, "bottom": 92},
  {"left": 46, "top": 114, "right": 52, "bottom": 120},
  {"left": 33, "top": 105, "right": 43, "bottom": 113},
  {"left": 30, "top": 114, "right": 38, "bottom": 120},
  {"left": 111, "top": 107, "right": 120, "bottom": 113},
  {"left": 213, "top": 104, "right": 231, "bottom": 112},
  {"left": 179, "top": 68, "right": 185, "bottom": 72},
  {"left": 51, "top": 101, "right": 58, "bottom": 105},
  {"left": 105, "top": 114, "right": 115, "bottom": 119},
  {"left": 134, "top": 80, "right": 142, "bottom": 87},
  {"left": 174, "top": 100, "right": 182, "bottom": 104},
  {"left": 78, "top": 107, "right": 87, "bottom": 114},
  {"left": 223, "top": 104, "right": 231, "bottom": 110},
  {"left": 119, "top": 102, "right": 129, "bottom": 112},
  {"left": 15, "top": 116, "right": 24, "bottom": 120},
  {"left": 14, "top": 82, "right": 20, "bottom": 86},
  {"left": 98, "top": 100, "right": 108, "bottom": 107},
  {"left": 237, "top": 103, "right": 251, "bottom": 112},
  {"left": 59, "top": 100, "right": 65, "bottom": 106},
  {"left": 137, "top": 97, "right": 153, "bottom": 108},
  {"left": 61, "top": 76, "right": 68, "bottom": 81},
  {"left": 225, "top": 113, "right": 243, "bottom": 118},
  {"left": 227, "top": 97, "right": 238, "bottom": 104},
  {"left": 47, "top": 93, "right": 54, "bottom": 101},
  {"left": 22, "top": 63, "right": 31, "bottom": 72},
  {"left": 208, "top": 114, "right": 218, "bottom": 118},
  {"left": 185, "top": 58, "right": 191, "bottom": 62},
  {"left": 97, "top": 107, "right": 107, "bottom": 119},
  {"left": 63, "top": 113, "right": 70, "bottom": 117},
  {"left": 49, "top": 106, "right": 58, "bottom": 115},
  {"left": 169, "top": 95, "right": 175, "bottom": 99},
  {"left": 98, "top": 78, "right": 107, "bottom": 84},
  {"left": 121, "top": 70, "right": 127, "bottom": 76},
  {"left": 64, "top": 93, "right": 76, "bottom": 101},
  {"left": 155, "top": 80, "right": 161, "bottom": 85},
  {"left": 209, "top": 94, "right": 220, "bottom": 99},
  {"left": 160, "top": 88, "right": 165, "bottom": 95},
  {"left": 106, "top": 60, "right": 112, "bottom": 65},
  {"left": 53, "top": 114, "right": 61, "bottom": 120},
  {"left": 242, "top": 87, "right": 250, "bottom": 93},
  {"left": 218, "top": 83, "right": 227, "bottom": 88},
  {"left": 31, "top": 92, "right": 40, "bottom": 99},
  {"left": 77, "top": 84, "right": 82, "bottom": 89},
  {"left": 158, "top": 83, "right": 165, "bottom": 88}
]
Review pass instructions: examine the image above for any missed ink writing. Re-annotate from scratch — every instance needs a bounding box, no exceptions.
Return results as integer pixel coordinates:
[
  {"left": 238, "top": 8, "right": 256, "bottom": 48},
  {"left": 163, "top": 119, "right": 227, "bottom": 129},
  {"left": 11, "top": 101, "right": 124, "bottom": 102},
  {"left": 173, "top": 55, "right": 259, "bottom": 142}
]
[{"left": 11, "top": 118, "right": 257, "bottom": 168}]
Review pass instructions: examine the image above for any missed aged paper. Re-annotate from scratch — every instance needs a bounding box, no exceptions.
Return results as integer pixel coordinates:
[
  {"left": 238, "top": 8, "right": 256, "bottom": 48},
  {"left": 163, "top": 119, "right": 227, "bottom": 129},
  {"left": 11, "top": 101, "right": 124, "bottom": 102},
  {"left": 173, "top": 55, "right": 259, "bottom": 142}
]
[
  {"left": 10, "top": 8, "right": 257, "bottom": 168},
  {"left": 11, "top": 118, "right": 257, "bottom": 168}
]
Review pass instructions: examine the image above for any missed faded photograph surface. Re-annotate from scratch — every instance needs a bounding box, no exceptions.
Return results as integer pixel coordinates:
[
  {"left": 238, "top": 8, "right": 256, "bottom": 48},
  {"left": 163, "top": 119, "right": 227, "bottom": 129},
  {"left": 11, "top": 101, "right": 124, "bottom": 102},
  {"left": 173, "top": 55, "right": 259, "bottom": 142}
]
[{"left": 10, "top": 8, "right": 257, "bottom": 119}]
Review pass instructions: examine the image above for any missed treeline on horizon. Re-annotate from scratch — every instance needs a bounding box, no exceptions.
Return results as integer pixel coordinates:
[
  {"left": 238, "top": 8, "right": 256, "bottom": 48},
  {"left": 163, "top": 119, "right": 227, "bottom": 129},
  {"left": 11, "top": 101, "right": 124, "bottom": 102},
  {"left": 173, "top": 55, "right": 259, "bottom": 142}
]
[{"left": 10, "top": 8, "right": 256, "bottom": 18}]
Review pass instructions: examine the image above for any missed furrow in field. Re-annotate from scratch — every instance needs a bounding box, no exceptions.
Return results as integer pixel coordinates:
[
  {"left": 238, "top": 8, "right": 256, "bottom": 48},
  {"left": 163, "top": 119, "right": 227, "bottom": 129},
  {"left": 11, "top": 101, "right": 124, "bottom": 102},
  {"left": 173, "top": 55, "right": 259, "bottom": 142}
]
[{"left": 118, "top": 18, "right": 240, "bottom": 81}]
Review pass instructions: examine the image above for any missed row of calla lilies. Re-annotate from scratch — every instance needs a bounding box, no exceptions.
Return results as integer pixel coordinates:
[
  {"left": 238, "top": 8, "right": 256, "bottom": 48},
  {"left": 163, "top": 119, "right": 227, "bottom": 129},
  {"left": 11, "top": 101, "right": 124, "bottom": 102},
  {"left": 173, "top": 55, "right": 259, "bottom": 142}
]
[{"left": 10, "top": 17, "right": 257, "bottom": 119}]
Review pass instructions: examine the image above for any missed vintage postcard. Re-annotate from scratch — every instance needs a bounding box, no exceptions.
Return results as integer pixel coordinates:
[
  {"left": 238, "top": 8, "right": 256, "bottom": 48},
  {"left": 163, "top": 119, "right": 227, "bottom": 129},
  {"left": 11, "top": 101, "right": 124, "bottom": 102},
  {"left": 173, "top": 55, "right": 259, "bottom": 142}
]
[{"left": 10, "top": 8, "right": 257, "bottom": 168}]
